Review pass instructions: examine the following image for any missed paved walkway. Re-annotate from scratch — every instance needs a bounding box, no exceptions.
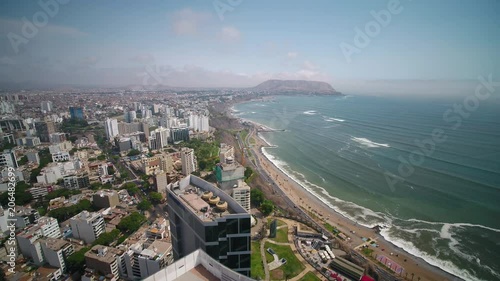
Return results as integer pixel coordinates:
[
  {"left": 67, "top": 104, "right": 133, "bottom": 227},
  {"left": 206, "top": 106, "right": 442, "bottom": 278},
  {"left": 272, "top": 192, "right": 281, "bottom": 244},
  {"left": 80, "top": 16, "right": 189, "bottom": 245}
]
[{"left": 260, "top": 238, "right": 270, "bottom": 280}]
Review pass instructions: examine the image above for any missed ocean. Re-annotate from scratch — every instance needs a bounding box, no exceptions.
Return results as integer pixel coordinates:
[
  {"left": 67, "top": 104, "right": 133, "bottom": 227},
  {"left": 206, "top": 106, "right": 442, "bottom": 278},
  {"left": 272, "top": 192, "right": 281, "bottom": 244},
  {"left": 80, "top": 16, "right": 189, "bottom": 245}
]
[{"left": 234, "top": 95, "right": 500, "bottom": 281}]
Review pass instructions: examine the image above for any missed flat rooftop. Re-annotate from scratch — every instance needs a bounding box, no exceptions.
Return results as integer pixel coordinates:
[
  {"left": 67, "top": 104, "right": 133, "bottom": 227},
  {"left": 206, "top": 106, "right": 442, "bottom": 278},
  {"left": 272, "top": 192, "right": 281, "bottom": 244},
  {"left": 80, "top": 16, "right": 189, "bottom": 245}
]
[
  {"left": 174, "top": 265, "right": 219, "bottom": 281},
  {"left": 174, "top": 184, "right": 234, "bottom": 222}
]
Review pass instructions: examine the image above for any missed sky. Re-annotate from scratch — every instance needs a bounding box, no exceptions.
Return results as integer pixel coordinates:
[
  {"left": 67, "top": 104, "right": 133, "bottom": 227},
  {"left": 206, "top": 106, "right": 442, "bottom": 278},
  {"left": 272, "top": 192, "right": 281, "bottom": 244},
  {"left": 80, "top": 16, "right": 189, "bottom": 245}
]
[{"left": 0, "top": 0, "right": 498, "bottom": 93}]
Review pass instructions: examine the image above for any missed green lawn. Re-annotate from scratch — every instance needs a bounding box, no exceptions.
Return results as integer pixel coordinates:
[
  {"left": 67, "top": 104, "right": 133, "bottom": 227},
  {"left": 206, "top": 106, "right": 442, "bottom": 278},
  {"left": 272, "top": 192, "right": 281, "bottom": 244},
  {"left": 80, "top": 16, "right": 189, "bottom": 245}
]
[
  {"left": 299, "top": 271, "right": 322, "bottom": 281},
  {"left": 251, "top": 241, "right": 265, "bottom": 280},
  {"left": 267, "top": 218, "right": 287, "bottom": 227},
  {"left": 270, "top": 226, "right": 289, "bottom": 243},
  {"left": 264, "top": 242, "right": 305, "bottom": 280}
]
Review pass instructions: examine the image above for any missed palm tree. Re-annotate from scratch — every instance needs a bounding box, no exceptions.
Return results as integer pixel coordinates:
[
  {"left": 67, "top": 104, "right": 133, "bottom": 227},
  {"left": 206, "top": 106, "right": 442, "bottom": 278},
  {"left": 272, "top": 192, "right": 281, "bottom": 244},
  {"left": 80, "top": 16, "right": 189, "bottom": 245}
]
[
  {"left": 411, "top": 273, "right": 415, "bottom": 281},
  {"left": 417, "top": 277, "right": 421, "bottom": 281}
]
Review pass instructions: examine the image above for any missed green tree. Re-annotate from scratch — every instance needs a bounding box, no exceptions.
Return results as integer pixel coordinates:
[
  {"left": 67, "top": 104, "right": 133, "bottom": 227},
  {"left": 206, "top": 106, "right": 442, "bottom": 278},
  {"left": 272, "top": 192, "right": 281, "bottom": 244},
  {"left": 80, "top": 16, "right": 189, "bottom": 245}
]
[
  {"left": 244, "top": 167, "right": 253, "bottom": 180},
  {"left": 0, "top": 181, "right": 32, "bottom": 205},
  {"left": 117, "top": 212, "right": 146, "bottom": 234},
  {"left": 137, "top": 199, "right": 152, "bottom": 211},
  {"left": 18, "top": 155, "right": 28, "bottom": 165},
  {"left": 250, "top": 188, "right": 264, "bottom": 207},
  {"left": 260, "top": 200, "right": 274, "bottom": 216},
  {"left": 92, "top": 229, "right": 120, "bottom": 246},
  {"left": 127, "top": 149, "right": 141, "bottom": 157},
  {"left": 66, "top": 247, "right": 90, "bottom": 273},
  {"left": 97, "top": 154, "right": 106, "bottom": 161},
  {"left": 149, "top": 192, "right": 163, "bottom": 204}
]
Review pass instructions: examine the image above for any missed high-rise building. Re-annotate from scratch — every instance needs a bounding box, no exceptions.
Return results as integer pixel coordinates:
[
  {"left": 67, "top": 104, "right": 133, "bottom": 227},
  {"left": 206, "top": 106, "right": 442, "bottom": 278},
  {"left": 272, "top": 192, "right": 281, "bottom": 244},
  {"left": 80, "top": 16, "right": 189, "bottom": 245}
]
[
  {"left": 180, "top": 148, "right": 196, "bottom": 176},
  {"left": 148, "top": 127, "right": 169, "bottom": 150},
  {"left": 169, "top": 127, "right": 190, "bottom": 143},
  {"left": 188, "top": 114, "right": 210, "bottom": 132},
  {"left": 0, "top": 149, "right": 18, "bottom": 168},
  {"left": 215, "top": 162, "right": 245, "bottom": 190},
  {"left": 14, "top": 206, "right": 40, "bottom": 228},
  {"left": 124, "top": 110, "right": 137, "bottom": 123},
  {"left": 35, "top": 120, "right": 56, "bottom": 143},
  {"left": 232, "top": 181, "right": 251, "bottom": 212},
  {"left": 50, "top": 132, "right": 67, "bottom": 143},
  {"left": 85, "top": 245, "right": 127, "bottom": 278},
  {"left": 0, "top": 101, "right": 15, "bottom": 114},
  {"left": 69, "top": 107, "right": 84, "bottom": 120},
  {"left": 104, "top": 118, "right": 119, "bottom": 140},
  {"left": 70, "top": 211, "right": 105, "bottom": 244},
  {"left": 166, "top": 175, "right": 251, "bottom": 276},
  {"left": 41, "top": 101, "right": 53, "bottom": 112}
]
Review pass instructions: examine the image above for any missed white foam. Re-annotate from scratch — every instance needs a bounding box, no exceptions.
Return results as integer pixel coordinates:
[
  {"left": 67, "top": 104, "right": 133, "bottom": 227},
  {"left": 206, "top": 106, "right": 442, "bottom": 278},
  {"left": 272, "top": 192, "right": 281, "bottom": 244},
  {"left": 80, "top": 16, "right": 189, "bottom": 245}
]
[
  {"left": 260, "top": 147, "right": 387, "bottom": 229},
  {"left": 323, "top": 116, "right": 345, "bottom": 122},
  {"left": 380, "top": 227, "right": 489, "bottom": 281},
  {"left": 352, "top": 137, "right": 390, "bottom": 148},
  {"left": 303, "top": 110, "right": 317, "bottom": 115}
]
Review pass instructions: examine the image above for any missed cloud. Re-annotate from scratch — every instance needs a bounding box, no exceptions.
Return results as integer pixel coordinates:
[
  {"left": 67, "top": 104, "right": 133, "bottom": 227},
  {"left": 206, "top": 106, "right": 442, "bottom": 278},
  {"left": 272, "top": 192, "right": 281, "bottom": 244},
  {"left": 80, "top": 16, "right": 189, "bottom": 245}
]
[
  {"left": 287, "top": 52, "right": 298, "bottom": 58},
  {"left": 169, "top": 9, "right": 211, "bottom": 36},
  {"left": 217, "top": 26, "right": 241, "bottom": 42},
  {"left": 302, "top": 60, "right": 318, "bottom": 70},
  {"left": 0, "top": 18, "right": 87, "bottom": 37},
  {"left": 0, "top": 56, "right": 16, "bottom": 65},
  {"left": 130, "top": 54, "right": 155, "bottom": 64}
]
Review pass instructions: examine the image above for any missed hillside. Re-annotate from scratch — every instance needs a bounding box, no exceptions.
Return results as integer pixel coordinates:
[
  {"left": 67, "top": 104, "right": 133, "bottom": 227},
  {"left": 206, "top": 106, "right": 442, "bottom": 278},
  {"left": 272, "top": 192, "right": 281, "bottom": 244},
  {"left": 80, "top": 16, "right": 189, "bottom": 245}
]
[{"left": 253, "top": 79, "right": 341, "bottom": 95}]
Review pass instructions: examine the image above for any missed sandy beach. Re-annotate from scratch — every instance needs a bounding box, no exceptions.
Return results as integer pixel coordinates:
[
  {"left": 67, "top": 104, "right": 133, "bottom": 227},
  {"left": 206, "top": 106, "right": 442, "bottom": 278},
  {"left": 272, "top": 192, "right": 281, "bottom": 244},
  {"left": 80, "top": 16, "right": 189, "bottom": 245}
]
[{"left": 247, "top": 127, "right": 458, "bottom": 281}]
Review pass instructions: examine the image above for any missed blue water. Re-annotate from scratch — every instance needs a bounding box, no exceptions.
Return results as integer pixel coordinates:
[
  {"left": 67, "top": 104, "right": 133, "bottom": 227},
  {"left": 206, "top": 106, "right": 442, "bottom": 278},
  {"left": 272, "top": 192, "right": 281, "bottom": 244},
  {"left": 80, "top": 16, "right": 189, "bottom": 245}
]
[{"left": 235, "top": 95, "right": 500, "bottom": 281}]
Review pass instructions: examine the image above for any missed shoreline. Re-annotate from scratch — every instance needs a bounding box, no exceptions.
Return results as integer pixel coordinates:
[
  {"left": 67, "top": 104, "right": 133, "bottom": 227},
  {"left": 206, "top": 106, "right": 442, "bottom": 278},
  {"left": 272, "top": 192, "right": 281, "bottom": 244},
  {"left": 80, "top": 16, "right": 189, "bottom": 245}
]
[
  {"left": 251, "top": 132, "right": 458, "bottom": 281},
  {"left": 229, "top": 100, "right": 460, "bottom": 281}
]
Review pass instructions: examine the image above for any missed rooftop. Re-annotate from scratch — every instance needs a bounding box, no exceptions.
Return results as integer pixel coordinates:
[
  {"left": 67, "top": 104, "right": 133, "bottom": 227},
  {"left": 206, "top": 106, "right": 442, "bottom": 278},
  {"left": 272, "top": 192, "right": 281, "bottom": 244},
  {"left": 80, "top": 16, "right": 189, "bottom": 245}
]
[
  {"left": 40, "top": 237, "right": 71, "bottom": 251},
  {"left": 169, "top": 175, "right": 248, "bottom": 222},
  {"left": 85, "top": 245, "right": 124, "bottom": 264}
]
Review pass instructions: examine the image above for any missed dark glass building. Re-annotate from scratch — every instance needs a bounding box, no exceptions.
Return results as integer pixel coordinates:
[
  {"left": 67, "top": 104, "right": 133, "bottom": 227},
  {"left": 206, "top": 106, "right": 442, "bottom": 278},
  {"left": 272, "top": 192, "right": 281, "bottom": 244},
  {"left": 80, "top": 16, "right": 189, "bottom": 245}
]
[
  {"left": 166, "top": 175, "right": 251, "bottom": 276},
  {"left": 69, "top": 107, "right": 84, "bottom": 120}
]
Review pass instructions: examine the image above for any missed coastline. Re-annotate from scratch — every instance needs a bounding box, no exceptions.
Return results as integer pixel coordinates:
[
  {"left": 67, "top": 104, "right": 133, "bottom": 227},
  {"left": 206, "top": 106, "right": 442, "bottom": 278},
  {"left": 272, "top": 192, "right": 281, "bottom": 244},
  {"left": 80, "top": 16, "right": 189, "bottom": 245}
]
[
  {"left": 229, "top": 101, "right": 460, "bottom": 281},
  {"left": 251, "top": 132, "right": 458, "bottom": 281}
]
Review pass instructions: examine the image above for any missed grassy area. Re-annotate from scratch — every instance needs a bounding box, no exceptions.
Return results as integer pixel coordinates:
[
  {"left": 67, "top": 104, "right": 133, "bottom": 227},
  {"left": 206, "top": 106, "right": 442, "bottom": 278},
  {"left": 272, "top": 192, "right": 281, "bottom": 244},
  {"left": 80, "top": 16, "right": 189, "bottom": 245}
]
[
  {"left": 270, "top": 226, "right": 289, "bottom": 243},
  {"left": 265, "top": 248, "right": 274, "bottom": 263},
  {"left": 299, "top": 271, "right": 322, "bottom": 281},
  {"left": 324, "top": 222, "right": 340, "bottom": 235},
  {"left": 267, "top": 218, "right": 287, "bottom": 227},
  {"left": 251, "top": 241, "right": 265, "bottom": 280},
  {"left": 362, "top": 247, "right": 374, "bottom": 256},
  {"left": 265, "top": 242, "right": 305, "bottom": 280}
]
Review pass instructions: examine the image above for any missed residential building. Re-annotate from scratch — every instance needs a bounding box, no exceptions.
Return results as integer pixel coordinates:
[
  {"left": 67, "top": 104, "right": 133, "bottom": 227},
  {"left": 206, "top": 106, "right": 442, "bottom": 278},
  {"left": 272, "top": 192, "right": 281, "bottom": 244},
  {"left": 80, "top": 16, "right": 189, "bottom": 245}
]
[
  {"left": 40, "top": 238, "right": 75, "bottom": 273},
  {"left": 63, "top": 173, "right": 90, "bottom": 189},
  {"left": 123, "top": 239, "right": 172, "bottom": 279},
  {"left": 166, "top": 175, "right": 251, "bottom": 276},
  {"left": 0, "top": 149, "right": 17, "bottom": 168},
  {"left": 26, "top": 150, "right": 40, "bottom": 164},
  {"left": 70, "top": 211, "right": 105, "bottom": 244},
  {"left": 35, "top": 120, "right": 56, "bottom": 143},
  {"left": 52, "top": 151, "right": 70, "bottom": 162},
  {"left": 41, "top": 101, "right": 53, "bottom": 112},
  {"left": 14, "top": 206, "right": 41, "bottom": 228},
  {"left": 85, "top": 245, "right": 127, "bottom": 278},
  {"left": 180, "top": 148, "right": 196, "bottom": 176},
  {"left": 148, "top": 127, "right": 169, "bottom": 150},
  {"left": 139, "top": 153, "right": 173, "bottom": 175},
  {"left": 17, "top": 217, "right": 61, "bottom": 264},
  {"left": 215, "top": 162, "right": 245, "bottom": 190},
  {"left": 232, "top": 181, "right": 251, "bottom": 212},
  {"left": 93, "top": 190, "right": 120, "bottom": 209},
  {"left": 169, "top": 127, "right": 189, "bottom": 143},
  {"left": 219, "top": 143, "right": 234, "bottom": 164},
  {"left": 105, "top": 118, "right": 119, "bottom": 140},
  {"left": 50, "top": 132, "right": 67, "bottom": 143}
]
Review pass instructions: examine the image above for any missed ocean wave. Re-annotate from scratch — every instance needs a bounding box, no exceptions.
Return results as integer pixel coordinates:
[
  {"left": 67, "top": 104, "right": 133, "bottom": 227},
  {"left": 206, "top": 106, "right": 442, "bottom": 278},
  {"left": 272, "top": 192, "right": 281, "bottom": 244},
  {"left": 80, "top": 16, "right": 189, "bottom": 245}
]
[
  {"left": 303, "top": 110, "right": 317, "bottom": 115},
  {"left": 323, "top": 116, "right": 345, "bottom": 122},
  {"left": 352, "top": 137, "right": 390, "bottom": 148},
  {"left": 260, "top": 147, "right": 388, "bottom": 228},
  {"left": 380, "top": 226, "right": 491, "bottom": 281}
]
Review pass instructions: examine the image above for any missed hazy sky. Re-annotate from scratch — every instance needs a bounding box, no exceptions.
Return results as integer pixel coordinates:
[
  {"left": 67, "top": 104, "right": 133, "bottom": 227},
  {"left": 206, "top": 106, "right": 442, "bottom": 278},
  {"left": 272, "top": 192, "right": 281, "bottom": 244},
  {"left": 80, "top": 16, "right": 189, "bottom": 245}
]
[{"left": 0, "top": 0, "right": 498, "bottom": 92}]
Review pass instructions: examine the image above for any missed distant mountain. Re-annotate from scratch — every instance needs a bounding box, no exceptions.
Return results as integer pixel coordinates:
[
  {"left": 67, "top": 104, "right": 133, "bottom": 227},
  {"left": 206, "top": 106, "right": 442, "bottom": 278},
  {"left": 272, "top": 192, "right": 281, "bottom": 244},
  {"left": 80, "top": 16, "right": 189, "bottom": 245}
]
[{"left": 253, "top": 79, "right": 341, "bottom": 95}]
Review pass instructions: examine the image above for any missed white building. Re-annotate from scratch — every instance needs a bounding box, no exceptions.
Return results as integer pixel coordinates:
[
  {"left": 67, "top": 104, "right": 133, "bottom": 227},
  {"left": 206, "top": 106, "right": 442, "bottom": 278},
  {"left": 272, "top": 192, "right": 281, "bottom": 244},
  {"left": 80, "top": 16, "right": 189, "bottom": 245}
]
[
  {"left": 70, "top": 211, "right": 105, "bottom": 244},
  {"left": 232, "top": 181, "right": 251, "bottom": 212},
  {"left": 85, "top": 246, "right": 127, "bottom": 279},
  {"left": 26, "top": 150, "right": 40, "bottom": 164},
  {"left": 40, "top": 238, "right": 75, "bottom": 273},
  {"left": 16, "top": 217, "right": 62, "bottom": 265},
  {"left": 149, "top": 127, "right": 169, "bottom": 150},
  {"left": 0, "top": 150, "right": 17, "bottom": 168},
  {"left": 41, "top": 101, "right": 53, "bottom": 112},
  {"left": 105, "top": 118, "right": 119, "bottom": 140},
  {"left": 180, "top": 148, "right": 196, "bottom": 176},
  {"left": 52, "top": 151, "right": 71, "bottom": 162},
  {"left": 0, "top": 101, "right": 15, "bottom": 114},
  {"left": 188, "top": 114, "right": 210, "bottom": 132},
  {"left": 123, "top": 239, "right": 172, "bottom": 279}
]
